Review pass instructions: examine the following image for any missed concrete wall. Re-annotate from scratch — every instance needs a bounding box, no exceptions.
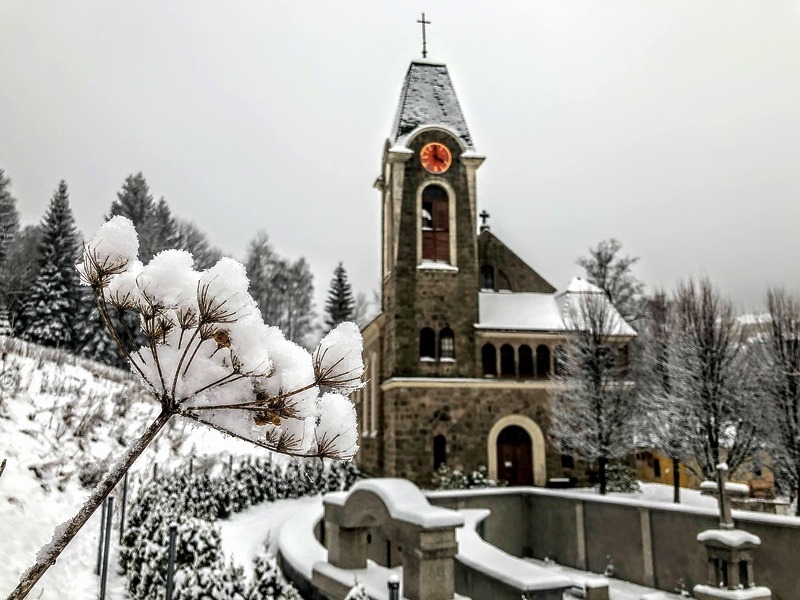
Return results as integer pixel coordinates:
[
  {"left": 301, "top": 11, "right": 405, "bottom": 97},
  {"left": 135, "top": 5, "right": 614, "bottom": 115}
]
[{"left": 428, "top": 488, "right": 800, "bottom": 600}]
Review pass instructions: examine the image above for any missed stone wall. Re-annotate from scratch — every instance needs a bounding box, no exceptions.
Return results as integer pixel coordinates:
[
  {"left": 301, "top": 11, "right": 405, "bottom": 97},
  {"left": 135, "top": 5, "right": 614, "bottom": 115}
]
[
  {"left": 377, "top": 383, "right": 561, "bottom": 486},
  {"left": 428, "top": 488, "right": 800, "bottom": 600}
]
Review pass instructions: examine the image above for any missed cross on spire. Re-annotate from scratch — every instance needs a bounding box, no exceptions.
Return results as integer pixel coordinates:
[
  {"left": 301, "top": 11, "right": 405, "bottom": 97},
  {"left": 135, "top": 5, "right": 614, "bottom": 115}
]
[{"left": 417, "top": 12, "right": 431, "bottom": 59}]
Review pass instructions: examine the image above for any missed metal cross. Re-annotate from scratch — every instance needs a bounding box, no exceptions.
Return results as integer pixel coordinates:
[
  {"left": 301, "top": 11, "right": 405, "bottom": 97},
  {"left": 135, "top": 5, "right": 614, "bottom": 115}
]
[
  {"left": 417, "top": 12, "right": 431, "bottom": 59},
  {"left": 479, "top": 210, "right": 490, "bottom": 227}
]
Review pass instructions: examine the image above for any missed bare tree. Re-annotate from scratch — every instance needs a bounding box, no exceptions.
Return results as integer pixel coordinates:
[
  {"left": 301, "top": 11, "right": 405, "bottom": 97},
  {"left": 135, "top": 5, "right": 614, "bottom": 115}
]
[
  {"left": 668, "top": 279, "right": 764, "bottom": 481},
  {"left": 577, "top": 239, "right": 644, "bottom": 323},
  {"left": 551, "top": 285, "right": 639, "bottom": 494},
  {"left": 760, "top": 289, "right": 800, "bottom": 513},
  {"left": 637, "top": 291, "right": 690, "bottom": 503}
]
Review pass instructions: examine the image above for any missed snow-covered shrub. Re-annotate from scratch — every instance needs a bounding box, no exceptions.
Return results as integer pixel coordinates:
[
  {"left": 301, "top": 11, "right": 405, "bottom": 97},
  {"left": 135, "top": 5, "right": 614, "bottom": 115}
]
[
  {"left": 248, "top": 546, "right": 301, "bottom": 600},
  {"left": 431, "top": 464, "right": 506, "bottom": 490},
  {"left": 344, "top": 581, "right": 368, "bottom": 600},
  {"left": 130, "top": 516, "right": 223, "bottom": 600},
  {"left": 604, "top": 463, "right": 641, "bottom": 493},
  {"left": 173, "top": 559, "right": 247, "bottom": 600}
]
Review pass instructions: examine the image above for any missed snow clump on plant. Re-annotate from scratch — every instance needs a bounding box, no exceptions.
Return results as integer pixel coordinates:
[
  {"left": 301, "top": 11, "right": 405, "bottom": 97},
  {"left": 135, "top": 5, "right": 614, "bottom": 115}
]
[{"left": 77, "top": 216, "right": 363, "bottom": 459}]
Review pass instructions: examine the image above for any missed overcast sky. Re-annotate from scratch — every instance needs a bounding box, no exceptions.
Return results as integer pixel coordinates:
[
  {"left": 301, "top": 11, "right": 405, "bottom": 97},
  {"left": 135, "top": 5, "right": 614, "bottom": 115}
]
[{"left": 2, "top": 1, "right": 800, "bottom": 315}]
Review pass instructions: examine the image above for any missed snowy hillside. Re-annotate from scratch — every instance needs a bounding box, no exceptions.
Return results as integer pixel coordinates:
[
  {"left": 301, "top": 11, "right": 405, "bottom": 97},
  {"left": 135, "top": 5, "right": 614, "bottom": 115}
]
[{"left": 0, "top": 336, "right": 280, "bottom": 599}]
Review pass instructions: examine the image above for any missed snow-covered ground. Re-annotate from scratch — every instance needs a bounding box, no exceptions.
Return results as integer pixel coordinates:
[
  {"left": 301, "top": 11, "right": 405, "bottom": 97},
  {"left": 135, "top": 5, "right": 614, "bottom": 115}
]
[
  {"left": 0, "top": 337, "right": 288, "bottom": 598},
  {"left": 218, "top": 495, "right": 320, "bottom": 581}
]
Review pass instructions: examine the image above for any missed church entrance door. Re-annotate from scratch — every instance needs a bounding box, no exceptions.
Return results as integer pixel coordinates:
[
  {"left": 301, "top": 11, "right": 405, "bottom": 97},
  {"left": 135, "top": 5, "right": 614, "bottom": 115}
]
[{"left": 496, "top": 425, "right": 533, "bottom": 486}]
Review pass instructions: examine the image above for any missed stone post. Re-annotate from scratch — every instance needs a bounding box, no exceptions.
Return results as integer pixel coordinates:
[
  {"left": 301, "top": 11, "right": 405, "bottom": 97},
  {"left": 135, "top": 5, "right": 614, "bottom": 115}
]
[{"left": 402, "top": 529, "right": 458, "bottom": 600}]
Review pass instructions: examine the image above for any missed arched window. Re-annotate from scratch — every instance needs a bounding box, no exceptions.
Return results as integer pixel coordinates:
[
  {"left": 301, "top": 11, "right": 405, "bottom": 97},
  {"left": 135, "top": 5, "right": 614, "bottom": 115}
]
[
  {"left": 439, "top": 328, "right": 455, "bottom": 360},
  {"left": 420, "top": 328, "right": 435, "bottom": 360},
  {"left": 482, "top": 343, "right": 497, "bottom": 376},
  {"left": 480, "top": 265, "right": 495, "bottom": 290},
  {"left": 554, "top": 345, "right": 567, "bottom": 376},
  {"left": 500, "top": 344, "right": 516, "bottom": 377},
  {"left": 433, "top": 435, "right": 447, "bottom": 470},
  {"left": 518, "top": 345, "right": 534, "bottom": 377},
  {"left": 421, "top": 185, "right": 449, "bottom": 263},
  {"left": 497, "top": 270, "right": 511, "bottom": 292},
  {"left": 536, "top": 345, "right": 551, "bottom": 378}
]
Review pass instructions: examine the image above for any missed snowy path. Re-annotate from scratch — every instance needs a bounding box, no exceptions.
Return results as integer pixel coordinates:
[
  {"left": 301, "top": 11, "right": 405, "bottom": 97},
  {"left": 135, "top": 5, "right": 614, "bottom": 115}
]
[{"left": 218, "top": 495, "right": 320, "bottom": 581}]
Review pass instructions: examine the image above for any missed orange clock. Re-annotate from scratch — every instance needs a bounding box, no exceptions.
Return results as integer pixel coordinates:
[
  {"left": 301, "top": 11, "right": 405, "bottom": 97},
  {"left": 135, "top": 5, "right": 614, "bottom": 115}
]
[{"left": 420, "top": 142, "right": 452, "bottom": 174}]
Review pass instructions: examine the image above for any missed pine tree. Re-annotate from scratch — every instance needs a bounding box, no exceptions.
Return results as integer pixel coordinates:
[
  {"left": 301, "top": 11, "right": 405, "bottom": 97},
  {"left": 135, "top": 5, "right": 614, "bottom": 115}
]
[
  {"left": 21, "top": 181, "right": 82, "bottom": 348},
  {"left": 248, "top": 547, "right": 301, "bottom": 600},
  {"left": 0, "top": 169, "right": 20, "bottom": 311},
  {"left": 324, "top": 262, "right": 355, "bottom": 332},
  {"left": 109, "top": 172, "right": 157, "bottom": 260}
]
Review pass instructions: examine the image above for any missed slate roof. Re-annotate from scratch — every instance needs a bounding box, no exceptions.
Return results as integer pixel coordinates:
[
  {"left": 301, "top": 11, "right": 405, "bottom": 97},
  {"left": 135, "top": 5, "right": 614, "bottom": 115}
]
[
  {"left": 390, "top": 60, "right": 475, "bottom": 150},
  {"left": 477, "top": 278, "right": 637, "bottom": 336}
]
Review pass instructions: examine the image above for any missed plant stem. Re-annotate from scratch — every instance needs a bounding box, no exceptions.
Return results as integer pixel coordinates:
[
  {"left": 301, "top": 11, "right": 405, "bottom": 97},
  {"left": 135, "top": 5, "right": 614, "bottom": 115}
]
[{"left": 6, "top": 410, "right": 173, "bottom": 600}]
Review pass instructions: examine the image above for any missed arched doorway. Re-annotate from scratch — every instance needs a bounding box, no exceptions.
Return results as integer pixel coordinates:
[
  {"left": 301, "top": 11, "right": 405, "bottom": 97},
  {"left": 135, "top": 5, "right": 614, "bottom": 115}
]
[
  {"left": 496, "top": 425, "right": 533, "bottom": 485},
  {"left": 487, "top": 415, "right": 547, "bottom": 486}
]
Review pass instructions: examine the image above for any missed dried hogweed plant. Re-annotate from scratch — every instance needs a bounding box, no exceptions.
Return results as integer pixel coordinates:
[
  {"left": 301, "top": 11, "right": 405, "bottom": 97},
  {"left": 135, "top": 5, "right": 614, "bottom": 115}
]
[{"left": 9, "top": 216, "right": 363, "bottom": 599}]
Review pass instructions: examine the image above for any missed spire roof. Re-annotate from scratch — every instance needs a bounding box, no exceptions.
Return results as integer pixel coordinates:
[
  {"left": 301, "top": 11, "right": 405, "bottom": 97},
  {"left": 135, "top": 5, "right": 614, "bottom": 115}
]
[{"left": 390, "top": 60, "right": 475, "bottom": 150}]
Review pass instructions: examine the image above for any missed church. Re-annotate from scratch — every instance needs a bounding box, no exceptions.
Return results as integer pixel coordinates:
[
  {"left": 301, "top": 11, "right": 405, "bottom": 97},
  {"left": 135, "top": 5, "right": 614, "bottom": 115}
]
[{"left": 352, "top": 57, "right": 635, "bottom": 487}]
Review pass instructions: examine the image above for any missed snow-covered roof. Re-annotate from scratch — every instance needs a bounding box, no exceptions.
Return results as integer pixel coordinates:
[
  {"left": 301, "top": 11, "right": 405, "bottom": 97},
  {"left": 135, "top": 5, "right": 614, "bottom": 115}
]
[
  {"left": 477, "top": 277, "right": 636, "bottom": 337},
  {"left": 390, "top": 60, "right": 475, "bottom": 150}
]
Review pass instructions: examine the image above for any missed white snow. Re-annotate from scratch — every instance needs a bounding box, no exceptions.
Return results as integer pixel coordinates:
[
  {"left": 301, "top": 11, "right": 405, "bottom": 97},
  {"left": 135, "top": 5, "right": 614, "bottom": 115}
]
[
  {"left": 457, "top": 509, "right": 574, "bottom": 591},
  {"left": 344, "top": 479, "right": 464, "bottom": 528},
  {"left": 700, "top": 480, "right": 750, "bottom": 496},
  {"left": 692, "top": 585, "right": 772, "bottom": 599},
  {"left": 217, "top": 495, "right": 320, "bottom": 580},
  {"left": 696, "top": 529, "right": 761, "bottom": 548}
]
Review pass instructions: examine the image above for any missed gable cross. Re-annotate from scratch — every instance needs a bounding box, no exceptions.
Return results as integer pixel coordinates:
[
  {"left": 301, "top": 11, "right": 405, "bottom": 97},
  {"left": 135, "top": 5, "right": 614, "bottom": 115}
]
[
  {"left": 479, "top": 210, "right": 490, "bottom": 227},
  {"left": 417, "top": 13, "right": 431, "bottom": 59}
]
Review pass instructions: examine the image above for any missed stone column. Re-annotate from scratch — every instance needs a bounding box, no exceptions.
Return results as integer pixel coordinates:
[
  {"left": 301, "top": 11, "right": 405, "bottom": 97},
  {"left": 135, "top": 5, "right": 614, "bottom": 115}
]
[
  {"left": 325, "top": 523, "right": 368, "bottom": 570},
  {"left": 402, "top": 529, "right": 458, "bottom": 600}
]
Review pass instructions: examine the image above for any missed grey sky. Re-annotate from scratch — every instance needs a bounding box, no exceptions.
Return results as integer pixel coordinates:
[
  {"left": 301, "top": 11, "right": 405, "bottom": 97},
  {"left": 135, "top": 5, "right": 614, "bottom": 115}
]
[{"left": 2, "top": 1, "right": 800, "bottom": 315}]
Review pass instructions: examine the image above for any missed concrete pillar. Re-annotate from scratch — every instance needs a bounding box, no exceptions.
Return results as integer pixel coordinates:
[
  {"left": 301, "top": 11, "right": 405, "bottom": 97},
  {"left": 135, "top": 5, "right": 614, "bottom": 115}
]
[
  {"left": 403, "top": 530, "right": 458, "bottom": 600},
  {"left": 326, "top": 523, "right": 368, "bottom": 569}
]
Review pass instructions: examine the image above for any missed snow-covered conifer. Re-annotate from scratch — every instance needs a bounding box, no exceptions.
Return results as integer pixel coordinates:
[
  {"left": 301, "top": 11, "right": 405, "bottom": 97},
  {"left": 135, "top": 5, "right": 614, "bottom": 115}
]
[
  {"left": 324, "top": 262, "right": 355, "bottom": 332},
  {"left": 248, "top": 547, "right": 301, "bottom": 600},
  {"left": 20, "top": 181, "right": 82, "bottom": 348},
  {"left": 0, "top": 168, "right": 20, "bottom": 309}
]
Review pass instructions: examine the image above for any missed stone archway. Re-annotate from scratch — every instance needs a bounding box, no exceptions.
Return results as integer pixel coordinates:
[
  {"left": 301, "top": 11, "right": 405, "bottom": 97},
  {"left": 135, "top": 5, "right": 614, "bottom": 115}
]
[{"left": 487, "top": 415, "right": 547, "bottom": 486}]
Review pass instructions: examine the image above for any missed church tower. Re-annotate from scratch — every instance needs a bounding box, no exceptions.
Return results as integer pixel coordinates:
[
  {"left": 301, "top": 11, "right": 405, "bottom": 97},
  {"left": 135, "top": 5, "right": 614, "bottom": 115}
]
[{"left": 375, "top": 60, "right": 485, "bottom": 380}]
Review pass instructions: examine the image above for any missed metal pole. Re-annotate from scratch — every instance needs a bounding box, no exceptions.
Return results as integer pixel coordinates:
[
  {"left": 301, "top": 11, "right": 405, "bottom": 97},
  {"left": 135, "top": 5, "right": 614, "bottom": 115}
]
[
  {"left": 153, "top": 462, "right": 158, "bottom": 479},
  {"left": 95, "top": 497, "right": 107, "bottom": 575},
  {"left": 99, "top": 496, "right": 114, "bottom": 599},
  {"left": 119, "top": 470, "right": 128, "bottom": 542},
  {"left": 189, "top": 456, "right": 193, "bottom": 477},
  {"left": 165, "top": 523, "right": 178, "bottom": 600},
  {"left": 387, "top": 573, "right": 400, "bottom": 600}
]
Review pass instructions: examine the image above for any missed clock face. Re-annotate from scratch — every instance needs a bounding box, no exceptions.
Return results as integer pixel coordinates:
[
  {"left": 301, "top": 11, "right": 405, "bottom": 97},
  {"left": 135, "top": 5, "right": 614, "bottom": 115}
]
[{"left": 420, "top": 142, "right": 452, "bottom": 174}]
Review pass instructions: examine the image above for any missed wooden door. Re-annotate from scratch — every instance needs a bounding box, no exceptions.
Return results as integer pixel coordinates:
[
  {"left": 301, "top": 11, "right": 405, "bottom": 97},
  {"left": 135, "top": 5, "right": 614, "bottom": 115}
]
[{"left": 497, "top": 425, "right": 533, "bottom": 486}]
